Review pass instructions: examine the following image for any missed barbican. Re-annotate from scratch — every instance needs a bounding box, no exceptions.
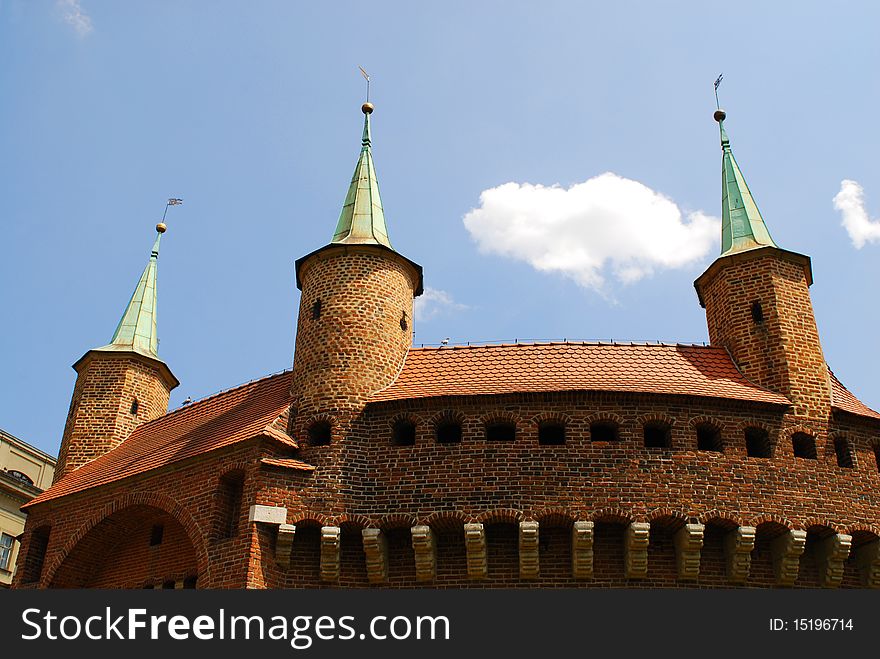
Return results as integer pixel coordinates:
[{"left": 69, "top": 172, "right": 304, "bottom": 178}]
[{"left": 13, "top": 103, "right": 880, "bottom": 589}]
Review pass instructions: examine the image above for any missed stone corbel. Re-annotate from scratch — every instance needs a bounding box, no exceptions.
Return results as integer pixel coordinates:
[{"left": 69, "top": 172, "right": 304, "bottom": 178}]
[
  {"left": 464, "top": 523, "right": 487, "bottom": 580},
  {"left": 411, "top": 525, "right": 436, "bottom": 582},
  {"left": 625, "top": 522, "right": 650, "bottom": 579},
  {"left": 571, "top": 521, "right": 594, "bottom": 579},
  {"left": 724, "top": 525, "right": 755, "bottom": 585},
  {"left": 519, "top": 521, "right": 539, "bottom": 580},
  {"left": 361, "top": 529, "right": 388, "bottom": 584},
  {"left": 816, "top": 533, "right": 852, "bottom": 588},
  {"left": 275, "top": 524, "right": 296, "bottom": 567},
  {"left": 674, "top": 523, "right": 704, "bottom": 581},
  {"left": 320, "top": 526, "right": 341, "bottom": 582},
  {"left": 772, "top": 529, "right": 806, "bottom": 586}
]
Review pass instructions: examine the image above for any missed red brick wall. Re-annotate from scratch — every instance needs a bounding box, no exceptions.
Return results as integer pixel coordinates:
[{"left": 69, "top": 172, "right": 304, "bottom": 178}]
[
  {"left": 698, "top": 250, "right": 831, "bottom": 421},
  {"left": 56, "top": 353, "right": 172, "bottom": 481}
]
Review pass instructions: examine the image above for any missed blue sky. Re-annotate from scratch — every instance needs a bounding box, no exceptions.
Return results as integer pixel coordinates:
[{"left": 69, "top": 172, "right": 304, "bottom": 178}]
[{"left": 2, "top": 1, "right": 879, "bottom": 456}]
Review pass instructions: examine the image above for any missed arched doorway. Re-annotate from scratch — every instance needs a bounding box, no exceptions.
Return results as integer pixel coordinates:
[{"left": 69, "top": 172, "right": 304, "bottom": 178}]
[{"left": 51, "top": 505, "right": 199, "bottom": 588}]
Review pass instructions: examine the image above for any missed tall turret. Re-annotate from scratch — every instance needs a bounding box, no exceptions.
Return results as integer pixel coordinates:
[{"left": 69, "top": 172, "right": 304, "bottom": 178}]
[
  {"left": 291, "top": 102, "right": 423, "bottom": 441},
  {"left": 694, "top": 109, "right": 830, "bottom": 421},
  {"left": 55, "top": 222, "right": 179, "bottom": 482}
]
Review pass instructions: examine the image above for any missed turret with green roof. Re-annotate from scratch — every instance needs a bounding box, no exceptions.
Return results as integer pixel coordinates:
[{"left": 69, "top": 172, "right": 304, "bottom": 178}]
[{"left": 714, "top": 108, "right": 778, "bottom": 256}]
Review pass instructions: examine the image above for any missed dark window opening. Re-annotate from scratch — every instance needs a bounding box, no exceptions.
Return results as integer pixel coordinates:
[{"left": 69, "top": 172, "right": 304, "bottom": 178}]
[
  {"left": 215, "top": 471, "right": 245, "bottom": 540},
  {"left": 696, "top": 424, "right": 723, "bottom": 452},
  {"left": 7, "top": 469, "right": 34, "bottom": 485},
  {"left": 436, "top": 422, "right": 462, "bottom": 444},
  {"left": 183, "top": 575, "right": 198, "bottom": 589},
  {"left": 873, "top": 445, "right": 880, "bottom": 473},
  {"left": 643, "top": 422, "right": 671, "bottom": 448},
  {"left": 400, "top": 312, "right": 408, "bottom": 332},
  {"left": 745, "top": 427, "right": 771, "bottom": 458},
  {"left": 791, "top": 432, "right": 817, "bottom": 459},
  {"left": 538, "top": 422, "right": 566, "bottom": 445},
  {"left": 751, "top": 300, "right": 764, "bottom": 324},
  {"left": 150, "top": 525, "right": 164, "bottom": 546},
  {"left": 486, "top": 422, "right": 516, "bottom": 442},
  {"left": 162, "top": 580, "right": 176, "bottom": 589},
  {"left": 130, "top": 399, "right": 139, "bottom": 415},
  {"left": 392, "top": 420, "right": 416, "bottom": 446},
  {"left": 21, "top": 526, "right": 50, "bottom": 583},
  {"left": 834, "top": 438, "right": 854, "bottom": 469},
  {"left": 311, "top": 299, "right": 322, "bottom": 320},
  {"left": 590, "top": 422, "right": 619, "bottom": 442},
  {"left": 308, "top": 421, "right": 332, "bottom": 446}
]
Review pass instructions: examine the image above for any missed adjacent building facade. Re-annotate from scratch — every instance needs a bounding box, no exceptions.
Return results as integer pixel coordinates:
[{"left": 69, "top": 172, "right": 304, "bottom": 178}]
[
  {"left": 0, "top": 428, "right": 55, "bottom": 587},
  {"left": 13, "top": 104, "right": 880, "bottom": 589}
]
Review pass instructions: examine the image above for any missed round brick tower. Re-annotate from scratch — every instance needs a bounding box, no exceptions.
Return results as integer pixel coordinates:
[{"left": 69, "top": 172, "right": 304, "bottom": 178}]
[
  {"left": 694, "top": 109, "right": 831, "bottom": 424},
  {"left": 290, "top": 103, "right": 423, "bottom": 439},
  {"left": 56, "top": 223, "right": 179, "bottom": 482}
]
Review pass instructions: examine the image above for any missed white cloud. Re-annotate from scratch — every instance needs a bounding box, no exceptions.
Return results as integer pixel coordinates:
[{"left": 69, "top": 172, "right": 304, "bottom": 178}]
[
  {"left": 833, "top": 179, "right": 880, "bottom": 249},
  {"left": 57, "top": 0, "right": 93, "bottom": 38},
  {"left": 463, "top": 173, "right": 719, "bottom": 292},
  {"left": 414, "top": 287, "right": 467, "bottom": 322}
]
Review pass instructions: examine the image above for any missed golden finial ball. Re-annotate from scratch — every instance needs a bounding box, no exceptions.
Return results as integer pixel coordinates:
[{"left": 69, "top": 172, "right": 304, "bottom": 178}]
[
  {"left": 362, "top": 102, "right": 374, "bottom": 114},
  {"left": 713, "top": 109, "right": 727, "bottom": 123},
  {"left": 156, "top": 222, "right": 167, "bottom": 234}
]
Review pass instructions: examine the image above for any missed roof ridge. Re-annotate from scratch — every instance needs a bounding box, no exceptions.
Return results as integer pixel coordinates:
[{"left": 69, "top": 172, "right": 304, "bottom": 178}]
[
  {"left": 408, "top": 341, "right": 718, "bottom": 351},
  {"left": 133, "top": 368, "right": 291, "bottom": 432}
]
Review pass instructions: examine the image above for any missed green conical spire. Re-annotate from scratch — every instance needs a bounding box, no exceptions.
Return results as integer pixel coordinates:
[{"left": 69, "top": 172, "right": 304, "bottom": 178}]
[
  {"left": 102, "top": 228, "right": 164, "bottom": 358},
  {"left": 331, "top": 103, "right": 393, "bottom": 248},
  {"left": 716, "top": 109, "right": 778, "bottom": 256}
]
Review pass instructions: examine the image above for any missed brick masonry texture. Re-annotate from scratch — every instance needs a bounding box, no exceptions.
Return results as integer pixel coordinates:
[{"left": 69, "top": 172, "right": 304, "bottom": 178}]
[
  {"left": 55, "top": 353, "right": 171, "bottom": 481},
  {"left": 13, "top": 243, "right": 880, "bottom": 590}
]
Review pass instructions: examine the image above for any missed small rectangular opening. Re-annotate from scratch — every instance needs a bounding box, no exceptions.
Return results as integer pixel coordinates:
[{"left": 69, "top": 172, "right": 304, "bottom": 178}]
[
  {"left": 590, "top": 422, "right": 618, "bottom": 442},
  {"left": 643, "top": 423, "right": 671, "bottom": 448},
  {"left": 150, "top": 525, "right": 164, "bottom": 546}
]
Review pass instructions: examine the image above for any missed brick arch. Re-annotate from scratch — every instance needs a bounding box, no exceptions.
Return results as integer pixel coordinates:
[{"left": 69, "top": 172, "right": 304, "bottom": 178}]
[
  {"left": 388, "top": 412, "right": 423, "bottom": 431},
  {"left": 698, "top": 510, "right": 745, "bottom": 528},
  {"left": 636, "top": 413, "right": 677, "bottom": 428},
  {"left": 589, "top": 507, "right": 635, "bottom": 524},
  {"left": 734, "top": 419, "right": 776, "bottom": 436},
  {"left": 479, "top": 411, "right": 521, "bottom": 427},
  {"left": 335, "top": 513, "right": 373, "bottom": 530},
  {"left": 44, "top": 490, "right": 210, "bottom": 588},
  {"left": 779, "top": 424, "right": 817, "bottom": 441},
  {"left": 847, "top": 522, "right": 880, "bottom": 540},
  {"left": 429, "top": 410, "right": 466, "bottom": 427},
  {"left": 422, "top": 511, "right": 471, "bottom": 531},
  {"left": 748, "top": 513, "right": 796, "bottom": 531},
  {"left": 531, "top": 507, "right": 577, "bottom": 527},
  {"left": 688, "top": 415, "right": 723, "bottom": 431},
  {"left": 584, "top": 412, "right": 624, "bottom": 426},
  {"left": 302, "top": 413, "right": 337, "bottom": 439},
  {"left": 287, "top": 511, "right": 331, "bottom": 527},
  {"left": 476, "top": 508, "right": 524, "bottom": 524},
  {"left": 377, "top": 513, "right": 418, "bottom": 531},
  {"left": 646, "top": 508, "right": 689, "bottom": 526},
  {"left": 802, "top": 517, "right": 847, "bottom": 535},
  {"left": 529, "top": 412, "right": 572, "bottom": 427}
]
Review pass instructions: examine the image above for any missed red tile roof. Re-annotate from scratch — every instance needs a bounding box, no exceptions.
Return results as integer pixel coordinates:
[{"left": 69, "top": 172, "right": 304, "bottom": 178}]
[
  {"left": 369, "top": 342, "right": 791, "bottom": 406},
  {"left": 26, "top": 371, "right": 294, "bottom": 509},
  {"left": 829, "top": 369, "right": 880, "bottom": 420}
]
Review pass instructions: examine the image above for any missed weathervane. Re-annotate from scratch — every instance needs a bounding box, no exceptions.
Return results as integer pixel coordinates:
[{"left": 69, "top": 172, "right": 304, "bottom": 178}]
[
  {"left": 713, "top": 73, "right": 723, "bottom": 109},
  {"left": 358, "top": 66, "right": 370, "bottom": 103},
  {"left": 157, "top": 197, "right": 183, "bottom": 234}
]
